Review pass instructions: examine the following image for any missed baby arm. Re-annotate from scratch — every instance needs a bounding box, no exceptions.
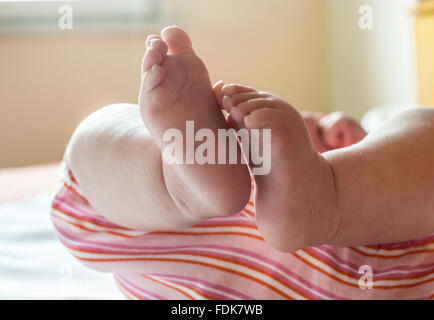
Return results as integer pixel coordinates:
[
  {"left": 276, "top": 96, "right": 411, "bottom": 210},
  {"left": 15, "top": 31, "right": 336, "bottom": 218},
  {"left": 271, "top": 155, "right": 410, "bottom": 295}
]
[{"left": 325, "top": 108, "right": 434, "bottom": 246}]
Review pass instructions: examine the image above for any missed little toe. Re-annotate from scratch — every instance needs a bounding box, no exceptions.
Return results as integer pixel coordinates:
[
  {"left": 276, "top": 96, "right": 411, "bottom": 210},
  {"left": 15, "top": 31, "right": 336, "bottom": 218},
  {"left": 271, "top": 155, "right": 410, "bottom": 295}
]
[
  {"left": 142, "top": 38, "right": 169, "bottom": 73},
  {"left": 145, "top": 35, "right": 163, "bottom": 48},
  {"left": 149, "top": 38, "right": 168, "bottom": 57},
  {"left": 222, "top": 84, "right": 256, "bottom": 96},
  {"left": 161, "top": 26, "right": 194, "bottom": 55}
]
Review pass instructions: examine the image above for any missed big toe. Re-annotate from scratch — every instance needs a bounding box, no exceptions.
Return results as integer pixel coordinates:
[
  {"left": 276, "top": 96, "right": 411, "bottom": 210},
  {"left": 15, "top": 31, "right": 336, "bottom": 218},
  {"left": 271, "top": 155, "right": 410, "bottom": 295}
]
[{"left": 161, "top": 26, "right": 194, "bottom": 55}]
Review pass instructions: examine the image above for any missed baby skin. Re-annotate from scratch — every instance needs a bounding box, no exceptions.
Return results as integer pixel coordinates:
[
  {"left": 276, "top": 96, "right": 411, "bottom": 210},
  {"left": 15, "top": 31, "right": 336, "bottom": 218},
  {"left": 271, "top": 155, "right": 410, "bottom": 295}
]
[{"left": 68, "top": 26, "right": 434, "bottom": 252}]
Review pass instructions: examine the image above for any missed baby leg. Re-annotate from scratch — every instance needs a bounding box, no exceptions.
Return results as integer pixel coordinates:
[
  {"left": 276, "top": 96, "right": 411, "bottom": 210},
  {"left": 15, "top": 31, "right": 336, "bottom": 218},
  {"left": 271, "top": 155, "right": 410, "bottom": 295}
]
[{"left": 67, "top": 27, "right": 251, "bottom": 231}]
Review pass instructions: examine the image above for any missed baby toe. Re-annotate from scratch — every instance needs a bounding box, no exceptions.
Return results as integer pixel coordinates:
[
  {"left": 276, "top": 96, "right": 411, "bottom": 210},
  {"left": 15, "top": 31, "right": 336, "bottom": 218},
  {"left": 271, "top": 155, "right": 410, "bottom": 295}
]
[
  {"left": 244, "top": 108, "right": 278, "bottom": 129},
  {"left": 149, "top": 38, "right": 168, "bottom": 57},
  {"left": 231, "top": 98, "right": 267, "bottom": 122},
  {"left": 222, "top": 83, "right": 256, "bottom": 96},
  {"left": 223, "top": 92, "right": 266, "bottom": 109},
  {"left": 212, "top": 81, "right": 225, "bottom": 109},
  {"left": 142, "top": 48, "right": 165, "bottom": 73},
  {"left": 145, "top": 35, "right": 162, "bottom": 48}
]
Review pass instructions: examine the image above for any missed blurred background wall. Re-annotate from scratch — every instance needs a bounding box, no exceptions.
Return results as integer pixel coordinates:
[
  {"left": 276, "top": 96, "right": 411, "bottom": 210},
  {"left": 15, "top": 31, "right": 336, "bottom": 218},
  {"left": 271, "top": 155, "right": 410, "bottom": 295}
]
[
  {"left": 328, "top": 0, "right": 418, "bottom": 119},
  {"left": 0, "top": 0, "right": 427, "bottom": 167}
]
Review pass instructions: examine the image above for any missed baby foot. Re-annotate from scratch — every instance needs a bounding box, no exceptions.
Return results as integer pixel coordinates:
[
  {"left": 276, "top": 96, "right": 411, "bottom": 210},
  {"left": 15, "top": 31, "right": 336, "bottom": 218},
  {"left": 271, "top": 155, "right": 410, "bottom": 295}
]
[
  {"left": 138, "top": 27, "right": 251, "bottom": 222},
  {"left": 218, "top": 83, "right": 340, "bottom": 251}
]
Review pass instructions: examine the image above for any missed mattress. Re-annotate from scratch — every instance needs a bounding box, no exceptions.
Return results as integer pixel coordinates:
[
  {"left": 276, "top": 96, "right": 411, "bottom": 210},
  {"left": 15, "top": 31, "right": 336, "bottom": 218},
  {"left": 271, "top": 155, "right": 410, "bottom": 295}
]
[{"left": 0, "top": 164, "right": 124, "bottom": 299}]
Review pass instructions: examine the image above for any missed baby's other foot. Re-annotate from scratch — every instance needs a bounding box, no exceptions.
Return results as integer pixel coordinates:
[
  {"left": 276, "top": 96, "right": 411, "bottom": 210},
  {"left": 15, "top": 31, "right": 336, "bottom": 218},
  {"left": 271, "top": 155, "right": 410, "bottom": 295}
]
[
  {"left": 219, "top": 83, "right": 340, "bottom": 251},
  {"left": 138, "top": 27, "right": 251, "bottom": 223}
]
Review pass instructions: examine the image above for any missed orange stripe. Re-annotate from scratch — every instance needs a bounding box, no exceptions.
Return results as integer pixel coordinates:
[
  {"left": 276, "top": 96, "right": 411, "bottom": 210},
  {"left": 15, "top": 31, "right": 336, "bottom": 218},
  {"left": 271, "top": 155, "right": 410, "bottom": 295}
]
[
  {"left": 57, "top": 189, "right": 257, "bottom": 235},
  {"left": 292, "top": 252, "right": 358, "bottom": 288},
  {"left": 294, "top": 252, "right": 434, "bottom": 290},
  {"left": 63, "top": 242, "right": 136, "bottom": 255},
  {"left": 52, "top": 203, "right": 132, "bottom": 232},
  {"left": 114, "top": 279, "right": 135, "bottom": 300},
  {"left": 68, "top": 170, "right": 77, "bottom": 184},
  {"left": 169, "top": 280, "right": 220, "bottom": 300},
  {"left": 53, "top": 206, "right": 262, "bottom": 241},
  {"left": 51, "top": 212, "right": 136, "bottom": 239},
  {"left": 248, "top": 201, "right": 255, "bottom": 207},
  {"left": 377, "top": 271, "right": 434, "bottom": 282},
  {"left": 51, "top": 203, "right": 128, "bottom": 230},
  {"left": 374, "top": 277, "right": 434, "bottom": 290},
  {"left": 304, "top": 249, "right": 434, "bottom": 282},
  {"left": 147, "top": 231, "right": 263, "bottom": 241},
  {"left": 63, "top": 182, "right": 88, "bottom": 203},
  {"left": 52, "top": 213, "right": 98, "bottom": 234},
  {"left": 75, "top": 256, "right": 297, "bottom": 300},
  {"left": 243, "top": 208, "right": 255, "bottom": 217},
  {"left": 302, "top": 249, "right": 359, "bottom": 281},
  {"left": 68, "top": 244, "right": 309, "bottom": 298},
  {"left": 142, "top": 275, "right": 195, "bottom": 300},
  {"left": 116, "top": 278, "right": 144, "bottom": 300},
  {"left": 364, "top": 238, "right": 434, "bottom": 251},
  {"left": 192, "top": 223, "right": 258, "bottom": 230},
  {"left": 349, "top": 246, "right": 434, "bottom": 259}
]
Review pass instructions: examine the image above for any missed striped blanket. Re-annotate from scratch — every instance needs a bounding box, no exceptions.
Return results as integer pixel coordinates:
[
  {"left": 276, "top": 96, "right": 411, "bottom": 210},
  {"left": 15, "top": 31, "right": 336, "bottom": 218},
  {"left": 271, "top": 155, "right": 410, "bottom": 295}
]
[{"left": 50, "top": 165, "right": 434, "bottom": 300}]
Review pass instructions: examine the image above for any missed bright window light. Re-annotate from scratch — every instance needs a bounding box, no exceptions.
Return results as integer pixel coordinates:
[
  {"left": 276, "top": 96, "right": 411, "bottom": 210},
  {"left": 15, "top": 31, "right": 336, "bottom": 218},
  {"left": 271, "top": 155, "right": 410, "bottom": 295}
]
[{"left": 0, "top": 0, "right": 162, "bottom": 33}]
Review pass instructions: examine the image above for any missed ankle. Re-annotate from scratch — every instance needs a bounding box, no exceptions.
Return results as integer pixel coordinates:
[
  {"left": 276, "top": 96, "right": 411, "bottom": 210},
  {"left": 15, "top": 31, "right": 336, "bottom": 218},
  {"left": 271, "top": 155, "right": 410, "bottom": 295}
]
[
  {"left": 255, "top": 151, "right": 338, "bottom": 252},
  {"left": 309, "top": 154, "right": 341, "bottom": 247}
]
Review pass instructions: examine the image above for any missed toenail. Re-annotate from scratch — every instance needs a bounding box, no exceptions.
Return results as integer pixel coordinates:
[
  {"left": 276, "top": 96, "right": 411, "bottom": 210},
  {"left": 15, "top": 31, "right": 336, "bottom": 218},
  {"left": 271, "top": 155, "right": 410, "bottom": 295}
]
[
  {"left": 149, "top": 48, "right": 162, "bottom": 60},
  {"left": 150, "top": 39, "right": 158, "bottom": 47},
  {"left": 146, "top": 36, "right": 158, "bottom": 47}
]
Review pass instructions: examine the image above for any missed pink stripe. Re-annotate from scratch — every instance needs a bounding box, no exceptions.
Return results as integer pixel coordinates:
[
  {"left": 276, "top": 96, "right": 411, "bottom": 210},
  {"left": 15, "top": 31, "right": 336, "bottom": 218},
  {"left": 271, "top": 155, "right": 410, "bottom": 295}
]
[
  {"left": 367, "top": 235, "right": 434, "bottom": 250},
  {"left": 168, "top": 279, "right": 231, "bottom": 300},
  {"left": 53, "top": 197, "right": 127, "bottom": 229},
  {"left": 148, "top": 273, "right": 254, "bottom": 300},
  {"left": 53, "top": 220, "right": 344, "bottom": 299},
  {"left": 194, "top": 219, "right": 256, "bottom": 227},
  {"left": 143, "top": 249, "right": 325, "bottom": 300},
  {"left": 115, "top": 274, "right": 166, "bottom": 300},
  {"left": 53, "top": 223, "right": 345, "bottom": 300},
  {"left": 53, "top": 174, "right": 433, "bottom": 300},
  {"left": 57, "top": 230, "right": 434, "bottom": 282},
  {"left": 203, "top": 211, "right": 249, "bottom": 221},
  {"left": 311, "top": 247, "right": 434, "bottom": 281},
  {"left": 55, "top": 197, "right": 255, "bottom": 231},
  {"left": 349, "top": 246, "right": 434, "bottom": 259},
  {"left": 416, "top": 293, "right": 434, "bottom": 300},
  {"left": 314, "top": 246, "right": 434, "bottom": 277}
]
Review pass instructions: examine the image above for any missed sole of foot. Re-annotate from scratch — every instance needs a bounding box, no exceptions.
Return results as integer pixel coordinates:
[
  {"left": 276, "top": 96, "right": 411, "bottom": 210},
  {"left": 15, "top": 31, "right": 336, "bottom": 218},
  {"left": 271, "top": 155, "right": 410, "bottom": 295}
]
[
  {"left": 138, "top": 26, "right": 252, "bottom": 223},
  {"left": 216, "top": 83, "right": 340, "bottom": 252}
]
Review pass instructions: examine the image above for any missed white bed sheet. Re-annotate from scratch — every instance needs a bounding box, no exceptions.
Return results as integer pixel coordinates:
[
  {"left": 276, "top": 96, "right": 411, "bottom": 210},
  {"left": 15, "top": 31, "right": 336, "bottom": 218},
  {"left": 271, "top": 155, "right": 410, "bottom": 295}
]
[{"left": 0, "top": 191, "right": 124, "bottom": 300}]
